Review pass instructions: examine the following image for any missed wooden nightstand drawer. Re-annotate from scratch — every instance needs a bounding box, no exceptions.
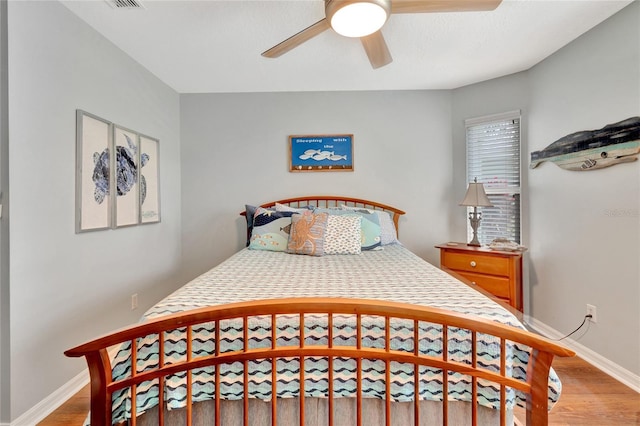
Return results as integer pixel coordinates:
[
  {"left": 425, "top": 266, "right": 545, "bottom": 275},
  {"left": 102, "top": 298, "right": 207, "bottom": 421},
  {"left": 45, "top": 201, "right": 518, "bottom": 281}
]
[
  {"left": 456, "top": 271, "right": 511, "bottom": 300},
  {"left": 441, "top": 251, "right": 510, "bottom": 276},
  {"left": 436, "top": 243, "right": 525, "bottom": 312}
]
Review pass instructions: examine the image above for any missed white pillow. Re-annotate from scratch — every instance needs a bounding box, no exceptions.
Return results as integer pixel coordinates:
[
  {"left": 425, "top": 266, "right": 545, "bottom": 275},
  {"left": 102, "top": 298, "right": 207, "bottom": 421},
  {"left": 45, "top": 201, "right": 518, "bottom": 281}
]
[
  {"left": 275, "top": 202, "right": 312, "bottom": 213},
  {"left": 324, "top": 215, "right": 362, "bottom": 255},
  {"left": 374, "top": 211, "right": 398, "bottom": 245},
  {"left": 340, "top": 205, "right": 398, "bottom": 245}
]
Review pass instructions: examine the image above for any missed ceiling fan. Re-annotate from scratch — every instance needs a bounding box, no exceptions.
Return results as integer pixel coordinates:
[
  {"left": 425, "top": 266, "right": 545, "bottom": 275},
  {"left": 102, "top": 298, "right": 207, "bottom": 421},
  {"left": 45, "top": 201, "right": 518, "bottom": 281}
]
[{"left": 262, "top": 0, "right": 502, "bottom": 69}]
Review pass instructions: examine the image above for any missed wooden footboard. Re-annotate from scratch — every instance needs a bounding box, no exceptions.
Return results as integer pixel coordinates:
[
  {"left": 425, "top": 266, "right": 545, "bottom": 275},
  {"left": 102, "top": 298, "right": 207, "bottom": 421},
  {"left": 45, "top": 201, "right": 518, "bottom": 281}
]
[{"left": 65, "top": 298, "right": 574, "bottom": 426}]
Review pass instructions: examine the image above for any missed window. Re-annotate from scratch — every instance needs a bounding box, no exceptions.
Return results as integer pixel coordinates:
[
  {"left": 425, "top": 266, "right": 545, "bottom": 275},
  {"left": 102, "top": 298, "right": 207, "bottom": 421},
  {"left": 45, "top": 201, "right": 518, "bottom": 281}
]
[{"left": 465, "top": 111, "right": 521, "bottom": 245}]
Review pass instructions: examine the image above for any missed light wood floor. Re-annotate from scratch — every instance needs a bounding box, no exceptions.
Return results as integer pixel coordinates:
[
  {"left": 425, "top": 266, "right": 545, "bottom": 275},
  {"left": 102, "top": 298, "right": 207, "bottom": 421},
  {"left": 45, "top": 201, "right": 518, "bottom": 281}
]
[{"left": 39, "top": 356, "right": 639, "bottom": 425}]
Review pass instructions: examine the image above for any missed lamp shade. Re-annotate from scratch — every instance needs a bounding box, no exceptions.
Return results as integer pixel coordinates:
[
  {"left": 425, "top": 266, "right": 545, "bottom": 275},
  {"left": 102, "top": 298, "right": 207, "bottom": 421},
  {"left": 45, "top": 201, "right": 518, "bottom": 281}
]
[
  {"left": 460, "top": 180, "right": 493, "bottom": 207},
  {"left": 326, "top": 0, "right": 390, "bottom": 38}
]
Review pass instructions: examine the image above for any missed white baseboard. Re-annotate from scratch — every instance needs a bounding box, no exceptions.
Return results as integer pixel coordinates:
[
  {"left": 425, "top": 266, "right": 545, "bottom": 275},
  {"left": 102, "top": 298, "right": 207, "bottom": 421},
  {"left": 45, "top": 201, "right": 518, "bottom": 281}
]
[
  {"left": 11, "top": 346, "right": 121, "bottom": 425},
  {"left": 10, "top": 369, "right": 88, "bottom": 426},
  {"left": 524, "top": 315, "right": 640, "bottom": 393}
]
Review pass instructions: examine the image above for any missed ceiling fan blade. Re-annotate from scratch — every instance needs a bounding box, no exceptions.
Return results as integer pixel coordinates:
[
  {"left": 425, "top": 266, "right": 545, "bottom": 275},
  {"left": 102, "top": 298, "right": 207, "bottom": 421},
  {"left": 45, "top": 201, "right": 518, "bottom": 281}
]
[
  {"left": 361, "top": 31, "right": 393, "bottom": 69},
  {"left": 391, "top": 0, "right": 502, "bottom": 14},
  {"left": 262, "top": 18, "right": 331, "bottom": 58}
]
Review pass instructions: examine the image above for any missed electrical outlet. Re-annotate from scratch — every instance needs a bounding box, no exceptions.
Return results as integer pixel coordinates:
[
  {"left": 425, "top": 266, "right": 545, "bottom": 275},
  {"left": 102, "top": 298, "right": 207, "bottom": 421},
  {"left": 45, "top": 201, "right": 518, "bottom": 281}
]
[
  {"left": 586, "top": 304, "right": 597, "bottom": 323},
  {"left": 131, "top": 293, "right": 138, "bottom": 310}
]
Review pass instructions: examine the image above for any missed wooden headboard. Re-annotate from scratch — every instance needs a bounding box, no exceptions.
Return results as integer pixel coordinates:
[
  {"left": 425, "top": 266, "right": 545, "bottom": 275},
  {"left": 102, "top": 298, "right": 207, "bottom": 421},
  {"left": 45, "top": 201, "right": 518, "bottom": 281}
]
[{"left": 241, "top": 195, "right": 406, "bottom": 235}]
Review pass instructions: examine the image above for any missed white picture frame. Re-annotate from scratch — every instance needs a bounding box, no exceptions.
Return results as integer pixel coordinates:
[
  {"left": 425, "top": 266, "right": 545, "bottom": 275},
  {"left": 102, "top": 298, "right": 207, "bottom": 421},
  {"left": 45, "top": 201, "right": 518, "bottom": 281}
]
[
  {"left": 113, "top": 125, "right": 140, "bottom": 228},
  {"left": 76, "top": 110, "right": 112, "bottom": 233},
  {"left": 75, "top": 110, "right": 160, "bottom": 232},
  {"left": 139, "top": 135, "right": 160, "bottom": 224}
]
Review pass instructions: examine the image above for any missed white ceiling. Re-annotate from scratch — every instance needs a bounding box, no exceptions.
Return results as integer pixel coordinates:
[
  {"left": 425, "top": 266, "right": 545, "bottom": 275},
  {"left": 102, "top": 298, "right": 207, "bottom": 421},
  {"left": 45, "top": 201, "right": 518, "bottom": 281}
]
[{"left": 61, "top": 0, "right": 633, "bottom": 94}]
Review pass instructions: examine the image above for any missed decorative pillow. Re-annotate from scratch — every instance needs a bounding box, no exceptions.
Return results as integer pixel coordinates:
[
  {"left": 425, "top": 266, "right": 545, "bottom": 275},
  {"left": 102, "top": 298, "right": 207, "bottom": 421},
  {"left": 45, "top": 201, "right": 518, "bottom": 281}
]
[
  {"left": 375, "top": 211, "right": 398, "bottom": 245},
  {"left": 244, "top": 204, "right": 272, "bottom": 247},
  {"left": 286, "top": 212, "right": 328, "bottom": 256},
  {"left": 248, "top": 207, "right": 295, "bottom": 252},
  {"left": 315, "top": 208, "right": 381, "bottom": 251},
  {"left": 341, "top": 205, "right": 398, "bottom": 245},
  {"left": 324, "top": 215, "right": 362, "bottom": 255}
]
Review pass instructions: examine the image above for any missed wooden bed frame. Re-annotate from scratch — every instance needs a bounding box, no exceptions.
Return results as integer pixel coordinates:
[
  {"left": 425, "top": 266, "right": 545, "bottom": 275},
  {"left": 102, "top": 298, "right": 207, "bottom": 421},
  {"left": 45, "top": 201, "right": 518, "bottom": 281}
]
[
  {"left": 65, "top": 196, "right": 574, "bottom": 426},
  {"left": 241, "top": 195, "right": 407, "bottom": 238}
]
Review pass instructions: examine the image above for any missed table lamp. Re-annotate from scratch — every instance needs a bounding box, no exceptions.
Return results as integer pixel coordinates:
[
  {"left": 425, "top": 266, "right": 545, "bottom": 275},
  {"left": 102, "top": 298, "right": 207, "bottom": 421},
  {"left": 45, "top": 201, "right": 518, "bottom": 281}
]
[{"left": 460, "top": 178, "right": 493, "bottom": 246}]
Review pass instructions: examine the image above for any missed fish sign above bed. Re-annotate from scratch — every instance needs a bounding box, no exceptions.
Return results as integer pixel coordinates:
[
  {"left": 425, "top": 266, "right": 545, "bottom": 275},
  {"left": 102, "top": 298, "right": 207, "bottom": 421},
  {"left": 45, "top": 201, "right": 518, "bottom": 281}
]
[
  {"left": 530, "top": 116, "right": 640, "bottom": 171},
  {"left": 289, "top": 135, "right": 354, "bottom": 172}
]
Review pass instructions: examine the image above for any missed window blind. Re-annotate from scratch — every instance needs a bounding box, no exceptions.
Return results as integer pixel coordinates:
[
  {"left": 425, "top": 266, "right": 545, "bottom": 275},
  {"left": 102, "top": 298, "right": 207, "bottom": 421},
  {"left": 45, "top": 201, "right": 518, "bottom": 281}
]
[{"left": 465, "top": 113, "right": 521, "bottom": 245}]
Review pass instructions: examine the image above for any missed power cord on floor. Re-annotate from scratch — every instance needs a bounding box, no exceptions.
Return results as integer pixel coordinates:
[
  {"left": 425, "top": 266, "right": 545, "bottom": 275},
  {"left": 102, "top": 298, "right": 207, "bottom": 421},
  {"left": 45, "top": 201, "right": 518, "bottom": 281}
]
[{"left": 554, "top": 314, "right": 592, "bottom": 341}]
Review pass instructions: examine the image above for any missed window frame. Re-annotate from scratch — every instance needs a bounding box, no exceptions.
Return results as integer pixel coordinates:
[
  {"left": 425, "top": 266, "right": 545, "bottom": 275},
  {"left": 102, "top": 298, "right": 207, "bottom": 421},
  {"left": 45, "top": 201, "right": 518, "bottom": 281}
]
[{"left": 464, "top": 110, "right": 522, "bottom": 246}]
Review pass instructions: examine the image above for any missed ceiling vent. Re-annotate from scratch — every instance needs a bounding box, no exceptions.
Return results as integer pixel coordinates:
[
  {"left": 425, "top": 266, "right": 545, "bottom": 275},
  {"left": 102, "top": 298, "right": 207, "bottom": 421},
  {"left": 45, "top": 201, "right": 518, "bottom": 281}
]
[{"left": 105, "top": 0, "right": 145, "bottom": 9}]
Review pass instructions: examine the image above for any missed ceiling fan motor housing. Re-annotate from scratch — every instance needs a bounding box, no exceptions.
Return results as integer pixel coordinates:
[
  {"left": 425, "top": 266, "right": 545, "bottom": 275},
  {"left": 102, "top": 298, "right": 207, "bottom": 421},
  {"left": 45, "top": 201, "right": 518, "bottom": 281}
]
[{"left": 325, "top": 0, "right": 392, "bottom": 38}]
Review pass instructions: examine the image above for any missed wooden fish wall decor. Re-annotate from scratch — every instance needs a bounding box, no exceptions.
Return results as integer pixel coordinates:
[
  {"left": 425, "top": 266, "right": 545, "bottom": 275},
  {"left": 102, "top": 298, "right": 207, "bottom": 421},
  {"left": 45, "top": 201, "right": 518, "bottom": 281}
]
[{"left": 530, "top": 116, "right": 640, "bottom": 171}]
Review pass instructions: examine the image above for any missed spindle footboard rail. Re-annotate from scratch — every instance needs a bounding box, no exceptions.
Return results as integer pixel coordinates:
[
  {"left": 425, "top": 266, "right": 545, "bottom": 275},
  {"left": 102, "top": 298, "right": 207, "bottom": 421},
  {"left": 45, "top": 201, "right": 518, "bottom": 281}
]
[{"left": 65, "top": 298, "right": 574, "bottom": 426}]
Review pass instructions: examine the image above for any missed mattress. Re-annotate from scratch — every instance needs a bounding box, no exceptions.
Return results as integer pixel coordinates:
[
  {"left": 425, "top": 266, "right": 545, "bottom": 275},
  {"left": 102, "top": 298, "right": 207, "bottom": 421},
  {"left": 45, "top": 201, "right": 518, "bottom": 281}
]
[{"left": 108, "top": 244, "right": 562, "bottom": 423}]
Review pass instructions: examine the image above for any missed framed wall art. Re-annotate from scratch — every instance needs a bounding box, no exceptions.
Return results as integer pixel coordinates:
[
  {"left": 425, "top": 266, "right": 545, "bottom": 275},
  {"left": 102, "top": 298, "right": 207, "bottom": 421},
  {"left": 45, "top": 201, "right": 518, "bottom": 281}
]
[
  {"left": 75, "top": 110, "right": 161, "bottom": 232},
  {"left": 113, "top": 125, "right": 140, "bottom": 228},
  {"left": 289, "top": 134, "right": 354, "bottom": 172},
  {"left": 139, "top": 135, "right": 161, "bottom": 224},
  {"left": 76, "top": 110, "right": 113, "bottom": 233}
]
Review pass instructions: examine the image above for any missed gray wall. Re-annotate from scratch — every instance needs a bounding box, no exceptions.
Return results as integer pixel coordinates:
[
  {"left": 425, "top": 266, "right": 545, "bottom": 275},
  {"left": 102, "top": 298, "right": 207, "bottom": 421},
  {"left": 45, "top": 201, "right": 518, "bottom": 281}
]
[
  {"left": 180, "top": 90, "right": 453, "bottom": 281},
  {"left": 527, "top": 2, "right": 639, "bottom": 374},
  {"left": 453, "top": 3, "right": 639, "bottom": 375},
  {"left": 2, "top": 0, "right": 638, "bottom": 421},
  {"left": 451, "top": 71, "right": 531, "bottom": 241},
  {"left": 0, "top": 0, "right": 9, "bottom": 423},
  {"left": 6, "top": 1, "right": 182, "bottom": 420}
]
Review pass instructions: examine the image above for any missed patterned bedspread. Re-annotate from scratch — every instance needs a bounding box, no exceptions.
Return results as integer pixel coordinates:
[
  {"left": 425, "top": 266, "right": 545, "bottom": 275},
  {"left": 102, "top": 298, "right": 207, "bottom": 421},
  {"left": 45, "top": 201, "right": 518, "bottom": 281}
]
[{"left": 109, "top": 244, "right": 562, "bottom": 423}]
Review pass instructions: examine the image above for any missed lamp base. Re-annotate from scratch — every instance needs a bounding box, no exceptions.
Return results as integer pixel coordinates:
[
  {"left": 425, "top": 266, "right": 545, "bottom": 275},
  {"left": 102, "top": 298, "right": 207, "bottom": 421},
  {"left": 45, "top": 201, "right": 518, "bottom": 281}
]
[{"left": 467, "top": 208, "right": 482, "bottom": 247}]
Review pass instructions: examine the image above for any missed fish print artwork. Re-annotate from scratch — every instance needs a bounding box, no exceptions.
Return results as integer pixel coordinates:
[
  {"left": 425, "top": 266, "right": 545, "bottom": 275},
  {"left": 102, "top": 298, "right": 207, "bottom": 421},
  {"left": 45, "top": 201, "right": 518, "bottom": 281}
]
[
  {"left": 92, "top": 134, "right": 151, "bottom": 204},
  {"left": 298, "top": 149, "right": 348, "bottom": 162},
  {"left": 530, "top": 117, "right": 640, "bottom": 171}
]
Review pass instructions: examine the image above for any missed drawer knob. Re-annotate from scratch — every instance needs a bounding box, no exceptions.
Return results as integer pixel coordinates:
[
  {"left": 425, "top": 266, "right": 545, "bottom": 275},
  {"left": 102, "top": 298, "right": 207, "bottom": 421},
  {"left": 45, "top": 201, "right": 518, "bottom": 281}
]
[
  {"left": 470, "top": 261, "right": 477, "bottom": 267},
  {"left": 471, "top": 281, "right": 477, "bottom": 285}
]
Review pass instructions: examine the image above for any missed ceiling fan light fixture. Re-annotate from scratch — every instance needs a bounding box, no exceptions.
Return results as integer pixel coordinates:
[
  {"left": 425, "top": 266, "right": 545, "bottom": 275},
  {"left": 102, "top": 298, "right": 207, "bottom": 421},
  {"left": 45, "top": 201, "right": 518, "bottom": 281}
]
[{"left": 326, "top": 0, "right": 390, "bottom": 38}]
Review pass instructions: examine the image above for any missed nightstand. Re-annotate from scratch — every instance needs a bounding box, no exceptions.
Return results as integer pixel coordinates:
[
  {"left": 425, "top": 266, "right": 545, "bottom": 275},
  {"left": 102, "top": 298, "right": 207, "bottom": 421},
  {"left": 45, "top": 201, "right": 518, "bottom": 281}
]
[{"left": 436, "top": 243, "right": 525, "bottom": 312}]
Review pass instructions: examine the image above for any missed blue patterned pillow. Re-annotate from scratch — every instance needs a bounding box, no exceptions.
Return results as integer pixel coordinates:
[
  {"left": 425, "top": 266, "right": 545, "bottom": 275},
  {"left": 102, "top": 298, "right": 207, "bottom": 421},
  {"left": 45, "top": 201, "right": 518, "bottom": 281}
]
[
  {"left": 248, "top": 207, "right": 295, "bottom": 252},
  {"left": 244, "top": 204, "right": 271, "bottom": 246},
  {"left": 314, "top": 208, "right": 381, "bottom": 250}
]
